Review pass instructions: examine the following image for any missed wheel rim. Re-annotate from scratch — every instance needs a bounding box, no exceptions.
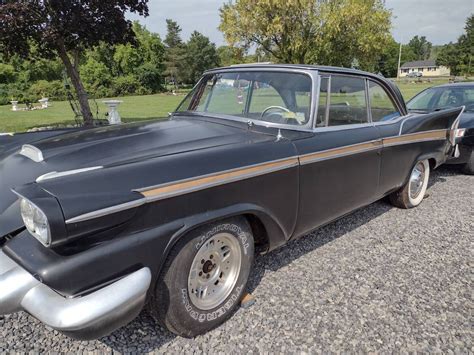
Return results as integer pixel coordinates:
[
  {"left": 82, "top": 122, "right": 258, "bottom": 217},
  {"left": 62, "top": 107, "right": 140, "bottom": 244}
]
[
  {"left": 409, "top": 162, "right": 426, "bottom": 199},
  {"left": 188, "top": 233, "right": 242, "bottom": 310}
]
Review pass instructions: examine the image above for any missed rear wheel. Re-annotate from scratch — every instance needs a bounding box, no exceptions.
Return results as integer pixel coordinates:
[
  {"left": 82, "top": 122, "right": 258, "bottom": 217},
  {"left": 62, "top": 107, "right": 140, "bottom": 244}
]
[
  {"left": 462, "top": 149, "right": 474, "bottom": 175},
  {"left": 151, "top": 217, "right": 254, "bottom": 337},
  {"left": 390, "top": 159, "right": 430, "bottom": 209}
]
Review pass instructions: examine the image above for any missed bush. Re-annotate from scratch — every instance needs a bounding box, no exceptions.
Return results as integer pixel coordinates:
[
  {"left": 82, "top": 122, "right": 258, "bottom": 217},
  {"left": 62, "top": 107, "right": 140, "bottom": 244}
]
[
  {"left": 28, "top": 80, "right": 67, "bottom": 101},
  {"left": 0, "top": 63, "right": 17, "bottom": 84},
  {"left": 111, "top": 75, "right": 148, "bottom": 96},
  {"left": 134, "top": 63, "right": 164, "bottom": 93}
]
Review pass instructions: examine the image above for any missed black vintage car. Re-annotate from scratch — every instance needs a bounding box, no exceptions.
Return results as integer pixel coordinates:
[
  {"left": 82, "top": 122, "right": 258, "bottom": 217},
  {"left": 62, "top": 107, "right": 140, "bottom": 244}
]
[
  {"left": 407, "top": 82, "right": 474, "bottom": 174},
  {"left": 0, "top": 65, "right": 463, "bottom": 339}
]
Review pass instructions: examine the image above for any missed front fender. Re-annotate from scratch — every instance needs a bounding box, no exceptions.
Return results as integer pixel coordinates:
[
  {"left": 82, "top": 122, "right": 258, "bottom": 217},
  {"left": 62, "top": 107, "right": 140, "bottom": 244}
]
[{"left": 163, "top": 202, "right": 289, "bottom": 258}]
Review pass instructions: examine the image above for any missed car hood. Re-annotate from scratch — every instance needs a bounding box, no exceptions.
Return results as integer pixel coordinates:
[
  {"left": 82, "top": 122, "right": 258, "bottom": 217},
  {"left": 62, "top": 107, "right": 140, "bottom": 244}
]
[{"left": 0, "top": 116, "right": 275, "bottom": 236}]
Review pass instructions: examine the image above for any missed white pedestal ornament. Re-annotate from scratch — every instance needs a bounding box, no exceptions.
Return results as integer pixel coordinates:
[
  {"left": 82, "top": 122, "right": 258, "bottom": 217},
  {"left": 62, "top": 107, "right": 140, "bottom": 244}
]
[
  {"left": 38, "top": 98, "right": 49, "bottom": 109},
  {"left": 10, "top": 101, "right": 19, "bottom": 111},
  {"left": 102, "top": 100, "right": 123, "bottom": 125}
]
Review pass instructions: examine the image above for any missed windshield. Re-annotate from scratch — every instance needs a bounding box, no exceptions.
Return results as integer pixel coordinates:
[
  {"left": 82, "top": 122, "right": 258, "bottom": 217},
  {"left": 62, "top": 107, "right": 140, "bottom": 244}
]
[
  {"left": 177, "top": 71, "right": 313, "bottom": 126},
  {"left": 407, "top": 86, "right": 474, "bottom": 112}
]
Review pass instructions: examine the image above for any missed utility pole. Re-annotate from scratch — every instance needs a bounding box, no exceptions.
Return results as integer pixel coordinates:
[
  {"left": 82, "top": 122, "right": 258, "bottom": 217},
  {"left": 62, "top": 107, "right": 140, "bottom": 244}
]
[{"left": 397, "top": 42, "right": 402, "bottom": 80}]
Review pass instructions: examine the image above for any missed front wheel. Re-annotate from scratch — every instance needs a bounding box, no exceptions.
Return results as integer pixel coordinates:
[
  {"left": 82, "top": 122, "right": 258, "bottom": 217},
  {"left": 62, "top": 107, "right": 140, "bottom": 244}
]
[
  {"left": 151, "top": 217, "right": 254, "bottom": 338},
  {"left": 390, "top": 159, "right": 430, "bottom": 209}
]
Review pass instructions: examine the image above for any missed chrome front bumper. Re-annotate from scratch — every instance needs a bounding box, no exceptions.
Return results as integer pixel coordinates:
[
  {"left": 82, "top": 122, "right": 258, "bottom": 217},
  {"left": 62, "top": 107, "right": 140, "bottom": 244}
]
[{"left": 0, "top": 249, "right": 152, "bottom": 340}]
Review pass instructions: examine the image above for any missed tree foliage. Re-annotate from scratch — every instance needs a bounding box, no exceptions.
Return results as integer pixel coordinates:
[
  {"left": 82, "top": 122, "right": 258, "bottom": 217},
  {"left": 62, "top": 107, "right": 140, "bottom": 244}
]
[
  {"left": 184, "top": 31, "right": 220, "bottom": 84},
  {"left": 219, "top": 0, "right": 392, "bottom": 70},
  {"left": 437, "top": 15, "right": 473, "bottom": 75},
  {"left": 0, "top": 0, "right": 149, "bottom": 126},
  {"left": 407, "top": 36, "right": 432, "bottom": 61},
  {"left": 163, "top": 19, "right": 188, "bottom": 87}
]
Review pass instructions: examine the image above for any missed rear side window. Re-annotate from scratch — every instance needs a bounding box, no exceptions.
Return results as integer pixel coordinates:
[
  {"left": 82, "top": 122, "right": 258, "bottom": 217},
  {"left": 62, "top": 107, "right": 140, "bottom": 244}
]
[
  {"left": 327, "top": 75, "right": 368, "bottom": 126},
  {"left": 368, "top": 81, "right": 401, "bottom": 122}
]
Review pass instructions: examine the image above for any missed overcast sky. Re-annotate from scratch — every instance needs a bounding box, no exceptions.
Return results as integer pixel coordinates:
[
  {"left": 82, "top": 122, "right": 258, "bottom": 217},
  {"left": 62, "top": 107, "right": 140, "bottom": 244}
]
[{"left": 130, "top": 0, "right": 473, "bottom": 46}]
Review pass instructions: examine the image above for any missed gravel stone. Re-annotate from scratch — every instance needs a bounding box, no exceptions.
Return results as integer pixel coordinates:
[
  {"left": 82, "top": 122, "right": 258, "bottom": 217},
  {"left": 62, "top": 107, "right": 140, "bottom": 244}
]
[{"left": 0, "top": 166, "right": 472, "bottom": 353}]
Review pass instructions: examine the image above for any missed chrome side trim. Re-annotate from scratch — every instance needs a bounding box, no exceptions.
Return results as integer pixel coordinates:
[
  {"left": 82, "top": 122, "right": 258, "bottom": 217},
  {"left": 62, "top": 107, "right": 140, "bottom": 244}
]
[
  {"left": 66, "top": 156, "right": 299, "bottom": 224},
  {"left": 300, "top": 139, "right": 382, "bottom": 165},
  {"left": 65, "top": 198, "right": 146, "bottom": 224},
  {"left": 449, "top": 106, "right": 465, "bottom": 146},
  {"left": 63, "top": 129, "right": 450, "bottom": 224},
  {"left": 19, "top": 144, "right": 44, "bottom": 162},
  {"left": 36, "top": 166, "right": 103, "bottom": 183}
]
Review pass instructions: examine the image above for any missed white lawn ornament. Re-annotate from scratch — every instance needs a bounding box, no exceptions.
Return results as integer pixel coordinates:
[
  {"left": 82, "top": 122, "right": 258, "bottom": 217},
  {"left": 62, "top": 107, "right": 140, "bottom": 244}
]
[
  {"left": 103, "top": 100, "right": 123, "bottom": 125},
  {"left": 38, "top": 98, "right": 49, "bottom": 109}
]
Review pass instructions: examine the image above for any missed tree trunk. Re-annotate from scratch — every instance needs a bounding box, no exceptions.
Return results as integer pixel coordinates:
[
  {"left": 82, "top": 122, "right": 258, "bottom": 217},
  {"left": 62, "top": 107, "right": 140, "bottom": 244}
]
[{"left": 57, "top": 44, "right": 94, "bottom": 127}]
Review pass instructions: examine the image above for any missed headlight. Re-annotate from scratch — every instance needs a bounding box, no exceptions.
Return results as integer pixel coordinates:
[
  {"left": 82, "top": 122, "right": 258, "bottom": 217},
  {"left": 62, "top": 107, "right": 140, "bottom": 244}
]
[{"left": 20, "top": 198, "right": 51, "bottom": 246}]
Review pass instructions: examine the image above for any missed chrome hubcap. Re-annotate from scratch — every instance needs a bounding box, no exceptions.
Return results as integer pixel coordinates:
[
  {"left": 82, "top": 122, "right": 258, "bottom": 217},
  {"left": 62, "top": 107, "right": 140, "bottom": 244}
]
[
  {"left": 188, "top": 233, "right": 242, "bottom": 310},
  {"left": 409, "top": 162, "right": 426, "bottom": 199}
]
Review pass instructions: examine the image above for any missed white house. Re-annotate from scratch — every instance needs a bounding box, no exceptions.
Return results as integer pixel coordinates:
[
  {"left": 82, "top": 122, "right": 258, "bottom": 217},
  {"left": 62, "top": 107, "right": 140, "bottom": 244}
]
[{"left": 399, "top": 60, "right": 450, "bottom": 77}]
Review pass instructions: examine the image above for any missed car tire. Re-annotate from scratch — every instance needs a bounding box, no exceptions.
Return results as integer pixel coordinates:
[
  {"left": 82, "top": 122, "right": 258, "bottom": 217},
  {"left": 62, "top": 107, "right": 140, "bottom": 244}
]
[
  {"left": 389, "top": 159, "right": 430, "bottom": 209},
  {"left": 462, "top": 149, "right": 474, "bottom": 175},
  {"left": 150, "top": 217, "right": 254, "bottom": 338}
]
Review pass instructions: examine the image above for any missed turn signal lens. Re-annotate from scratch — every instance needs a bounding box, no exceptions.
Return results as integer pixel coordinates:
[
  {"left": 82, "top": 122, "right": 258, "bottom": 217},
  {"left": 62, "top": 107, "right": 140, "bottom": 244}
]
[{"left": 455, "top": 128, "right": 466, "bottom": 138}]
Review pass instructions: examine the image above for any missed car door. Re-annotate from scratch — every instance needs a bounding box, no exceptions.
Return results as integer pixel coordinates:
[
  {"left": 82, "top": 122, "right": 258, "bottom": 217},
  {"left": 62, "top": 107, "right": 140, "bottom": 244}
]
[{"left": 292, "top": 74, "right": 382, "bottom": 237}]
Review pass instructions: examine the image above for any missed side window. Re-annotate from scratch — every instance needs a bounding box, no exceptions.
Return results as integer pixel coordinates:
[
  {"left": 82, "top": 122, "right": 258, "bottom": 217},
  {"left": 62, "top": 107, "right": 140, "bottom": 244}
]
[
  {"left": 328, "top": 75, "right": 368, "bottom": 126},
  {"left": 316, "top": 77, "right": 329, "bottom": 127},
  {"left": 368, "top": 81, "right": 400, "bottom": 122}
]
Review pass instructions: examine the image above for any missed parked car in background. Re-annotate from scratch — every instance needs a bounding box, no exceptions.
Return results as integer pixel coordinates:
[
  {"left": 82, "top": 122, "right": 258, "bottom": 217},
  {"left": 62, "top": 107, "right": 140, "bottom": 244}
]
[
  {"left": 407, "top": 71, "right": 423, "bottom": 78},
  {"left": 407, "top": 82, "right": 474, "bottom": 174},
  {"left": 0, "top": 64, "right": 463, "bottom": 340}
]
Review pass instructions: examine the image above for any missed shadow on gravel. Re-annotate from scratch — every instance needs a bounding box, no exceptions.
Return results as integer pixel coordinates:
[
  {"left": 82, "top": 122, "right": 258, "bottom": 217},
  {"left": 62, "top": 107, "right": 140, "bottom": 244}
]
[{"left": 99, "top": 164, "right": 463, "bottom": 353}]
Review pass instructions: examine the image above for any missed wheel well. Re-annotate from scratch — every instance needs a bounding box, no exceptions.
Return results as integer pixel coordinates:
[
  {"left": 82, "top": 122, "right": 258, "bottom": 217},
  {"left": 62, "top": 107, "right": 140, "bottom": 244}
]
[
  {"left": 428, "top": 158, "right": 436, "bottom": 170},
  {"left": 243, "top": 214, "right": 270, "bottom": 253}
]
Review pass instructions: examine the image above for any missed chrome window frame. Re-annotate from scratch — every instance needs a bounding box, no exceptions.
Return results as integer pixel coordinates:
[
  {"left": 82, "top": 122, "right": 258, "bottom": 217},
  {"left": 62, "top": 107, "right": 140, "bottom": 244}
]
[
  {"left": 173, "top": 67, "right": 319, "bottom": 133},
  {"left": 366, "top": 79, "right": 403, "bottom": 124},
  {"left": 313, "top": 73, "right": 371, "bottom": 130}
]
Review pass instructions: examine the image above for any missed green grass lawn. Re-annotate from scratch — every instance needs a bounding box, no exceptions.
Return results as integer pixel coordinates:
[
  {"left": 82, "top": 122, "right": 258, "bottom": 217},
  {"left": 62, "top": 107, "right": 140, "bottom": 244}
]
[
  {"left": 0, "top": 93, "right": 185, "bottom": 133},
  {"left": 0, "top": 78, "right": 451, "bottom": 133}
]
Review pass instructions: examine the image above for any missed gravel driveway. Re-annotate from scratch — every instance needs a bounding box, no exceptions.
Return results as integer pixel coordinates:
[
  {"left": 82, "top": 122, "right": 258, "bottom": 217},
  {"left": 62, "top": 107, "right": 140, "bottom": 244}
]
[{"left": 1, "top": 166, "right": 472, "bottom": 353}]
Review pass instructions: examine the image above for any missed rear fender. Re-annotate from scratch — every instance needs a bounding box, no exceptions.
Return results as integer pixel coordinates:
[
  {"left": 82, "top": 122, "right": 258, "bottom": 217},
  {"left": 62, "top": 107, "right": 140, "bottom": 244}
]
[{"left": 400, "top": 106, "right": 464, "bottom": 141}]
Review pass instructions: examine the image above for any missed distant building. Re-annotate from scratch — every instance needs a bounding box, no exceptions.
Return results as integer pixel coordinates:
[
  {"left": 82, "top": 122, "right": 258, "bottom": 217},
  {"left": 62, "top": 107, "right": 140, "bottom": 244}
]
[{"left": 399, "top": 60, "right": 450, "bottom": 77}]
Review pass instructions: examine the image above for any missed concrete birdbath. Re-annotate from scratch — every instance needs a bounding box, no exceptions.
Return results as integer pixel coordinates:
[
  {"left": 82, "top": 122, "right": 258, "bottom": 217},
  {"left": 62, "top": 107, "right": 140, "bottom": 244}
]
[
  {"left": 102, "top": 100, "right": 123, "bottom": 125},
  {"left": 10, "top": 101, "right": 19, "bottom": 111},
  {"left": 38, "top": 98, "right": 49, "bottom": 109}
]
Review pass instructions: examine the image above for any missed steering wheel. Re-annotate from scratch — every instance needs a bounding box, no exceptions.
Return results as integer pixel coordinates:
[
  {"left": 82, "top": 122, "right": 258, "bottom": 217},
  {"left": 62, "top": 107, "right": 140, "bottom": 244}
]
[{"left": 261, "top": 105, "right": 290, "bottom": 117}]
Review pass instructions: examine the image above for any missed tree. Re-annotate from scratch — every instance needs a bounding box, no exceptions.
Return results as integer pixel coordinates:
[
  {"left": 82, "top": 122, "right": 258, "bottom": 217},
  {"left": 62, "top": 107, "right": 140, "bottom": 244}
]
[
  {"left": 0, "top": 1, "right": 149, "bottom": 126},
  {"left": 407, "top": 36, "right": 432, "bottom": 61},
  {"left": 163, "top": 19, "right": 187, "bottom": 88},
  {"left": 184, "top": 32, "right": 220, "bottom": 84},
  {"left": 437, "top": 15, "right": 474, "bottom": 75},
  {"left": 218, "top": 46, "right": 246, "bottom": 67},
  {"left": 219, "top": 0, "right": 392, "bottom": 69}
]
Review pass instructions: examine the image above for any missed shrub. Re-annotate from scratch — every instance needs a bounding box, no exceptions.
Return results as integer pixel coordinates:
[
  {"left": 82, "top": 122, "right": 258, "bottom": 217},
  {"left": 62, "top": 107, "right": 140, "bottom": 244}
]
[
  {"left": 111, "top": 75, "right": 147, "bottom": 96},
  {"left": 134, "top": 63, "right": 164, "bottom": 93},
  {"left": 0, "top": 63, "right": 17, "bottom": 84},
  {"left": 28, "top": 80, "right": 67, "bottom": 101}
]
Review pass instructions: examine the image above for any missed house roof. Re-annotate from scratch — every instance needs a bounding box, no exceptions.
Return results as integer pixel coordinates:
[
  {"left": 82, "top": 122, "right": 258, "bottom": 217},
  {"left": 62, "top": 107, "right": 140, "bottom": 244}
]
[{"left": 401, "top": 60, "right": 437, "bottom": 68}]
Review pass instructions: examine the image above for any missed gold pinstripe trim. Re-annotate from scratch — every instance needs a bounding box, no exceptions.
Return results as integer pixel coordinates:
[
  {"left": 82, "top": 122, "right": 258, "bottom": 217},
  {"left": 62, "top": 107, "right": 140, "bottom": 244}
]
[
  {"left": 139, "top": 157, "right": 299, "bottom": 201},
  {"left": 300, "top": 140, "right": 382, "bottom": 165},
  {"left": 65, "top": 129, "right": 451, "bottom": 224},
  {"left": 383, "top": 129, "right": 448, "bottom": 147}
]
